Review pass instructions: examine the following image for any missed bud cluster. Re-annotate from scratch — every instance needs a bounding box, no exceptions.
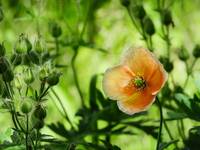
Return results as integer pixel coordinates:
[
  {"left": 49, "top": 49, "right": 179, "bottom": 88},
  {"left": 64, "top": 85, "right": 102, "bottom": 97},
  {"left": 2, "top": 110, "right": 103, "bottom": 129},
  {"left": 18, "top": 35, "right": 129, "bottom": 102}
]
[
  {"left": 0, "top": 43, "right": 14, "bottom": 83},
  {"left": 0, "top": 34, "right": 61, "bottom": 135}
]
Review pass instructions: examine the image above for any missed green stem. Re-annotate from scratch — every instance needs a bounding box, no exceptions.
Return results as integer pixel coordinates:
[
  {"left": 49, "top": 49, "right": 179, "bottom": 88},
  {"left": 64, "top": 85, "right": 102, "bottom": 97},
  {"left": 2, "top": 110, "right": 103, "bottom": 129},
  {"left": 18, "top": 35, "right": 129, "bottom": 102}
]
[
  {"left": 163, "top": 120, "right": 178, "bottom": 148},
  {"left": 126, "top": 7, "right": 143, "bottom": 35},
  {"left": 25, "top": 86, "right": 29, "bottom": 96},
  {"left": 79, "top": 0, "right": 93, "bottom": 40},
  {"left": 149, "top": 35, "right": 154, "bottom": 51},
  {"left": 156, "top": 97, "right": 163, "bottom": 150},
  {"left": 35, "top": 129, "right": 39, "bottom": 150},
  {"left": 163, "top": 120, "right": 173, "bottom": 140},
  {"left": 11, "top": 111, "right": 19, "bottom": 130},
  {"left": 183, "top": 59, "right": 197, "bottom": 88},
  {"left": 71, "top": 50, "right": 85, "bottom": 107},
  {"left": 38, "top": 86, "right": 50, "bottom": 100},
  {"left": 166, "top": 26, "right": 171, "bottom": 58},
  {"left": 51, "top": 88, "right": 75, "bottom": 129},
  {"left": 177, "top": 120, "right": 184, "bottom": 140},
  {"left": 55, "top": 37, "right": 59, "bottom": 57},
  {"left": 25, "top": 114, "right": 29, "bottom": 150},
  {"left": 157, "top": 0, "right": 161, "bottom": 9},
  {"left": 180, "top": 119, "right": 186, "bottom": 140}
]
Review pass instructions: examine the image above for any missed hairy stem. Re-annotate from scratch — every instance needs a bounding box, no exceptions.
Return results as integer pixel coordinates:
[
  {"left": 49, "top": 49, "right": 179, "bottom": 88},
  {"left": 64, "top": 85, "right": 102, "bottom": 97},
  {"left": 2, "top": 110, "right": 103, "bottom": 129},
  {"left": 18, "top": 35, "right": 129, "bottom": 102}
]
[
  {"left": 51, "top": 88, "right": 75, "bottom": 129},
  {"left": 25, "top": 114, "right": 29, "bottom": 150},
  {"left": 156, "top": 97, "right": 163, "bottom": 150},
  {"left": 71, "top": 50, "right": 85, "bottom": 107}
]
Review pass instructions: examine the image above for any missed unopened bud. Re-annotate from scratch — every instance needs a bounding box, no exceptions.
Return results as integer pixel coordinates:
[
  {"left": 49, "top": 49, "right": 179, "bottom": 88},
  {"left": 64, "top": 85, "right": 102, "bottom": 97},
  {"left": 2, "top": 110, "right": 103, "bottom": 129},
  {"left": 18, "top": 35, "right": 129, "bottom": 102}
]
[
  {"left": 0, "top": 57, "right": 10, "bottom": 74},
  {"left": 28, "top": 50, "right": 40, "bottom": 65},
  {"left": 24, "top": 68, "right": 34, "bottom": 84},
  {"left": 3, "top": 69, "right": 14, "bottom": 82},
  {"left": 21, "top": 100, "right": 32, "bottom": 114},
  {"left": 39, "top": 68, "right": 47, "bottom": 81},
  {"left": 134, "top": 5, "right": 146, "bottom": 20},
  {"left": 50, "top": 23, "right": 62, "bottom": 38},
  {"left": 15, "top": 38, "right": 27, "bottom": 54},
  {"left": 178, "top": 46, "right": 189, "bottom": 61},
  {"left": 174, "top": 85, "right": 183, "bottom": 93},
  {"left": 143, "top": 16, "right": 155, "bottom": 36},
  {"left": 162, "top": 10, "right": 173, "bottom": 26},
  {"left": 11, "top": 53, "right": 22, "bottom": 66},
  {"left": 34, "top": 120, "right": 44, "bottom": 129},
  {"left": 14, "top": 75, "right": 22, "bottom": 89},
  {"left": 46, "top": 72, "right": 60, "bottom": 86},
  {"left": 34, "top": 105, "right": 47, "bottom": 120},
  {"left": 193, "top": 44, "right": 200, "bottom": 58},
  {"left": 25, "top": 38, "right": 32, "bottom": 52},
  {"left": 120, "top": 0, "right": 130, "bottom": 7},
  {"left": 34, "top": 40, "right": 43, "bottom": 54},
  {"left": 42, "top": 51, "right": 50, "bottom": 64},
  {"left": 22, "top": 53, "right": 32, "bottom": 66},
  {"left": 160, "top": 57, "right": 173, "bottom": 72}
]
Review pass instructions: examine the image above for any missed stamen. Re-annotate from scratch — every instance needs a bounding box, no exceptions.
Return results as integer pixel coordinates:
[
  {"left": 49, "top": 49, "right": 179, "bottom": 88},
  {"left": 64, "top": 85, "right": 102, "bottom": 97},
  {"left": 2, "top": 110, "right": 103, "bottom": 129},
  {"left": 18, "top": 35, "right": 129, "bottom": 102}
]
[{"left": 132, "top": 76, "right": 146, "bottom": 90}]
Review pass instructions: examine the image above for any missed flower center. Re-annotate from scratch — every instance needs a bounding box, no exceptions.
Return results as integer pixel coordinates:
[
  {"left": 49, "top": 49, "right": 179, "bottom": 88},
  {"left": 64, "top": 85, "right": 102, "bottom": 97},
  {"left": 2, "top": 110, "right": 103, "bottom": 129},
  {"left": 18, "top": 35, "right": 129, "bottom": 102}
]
[{"left": 132, "top": 76, "right": 146, "bottom": 90}]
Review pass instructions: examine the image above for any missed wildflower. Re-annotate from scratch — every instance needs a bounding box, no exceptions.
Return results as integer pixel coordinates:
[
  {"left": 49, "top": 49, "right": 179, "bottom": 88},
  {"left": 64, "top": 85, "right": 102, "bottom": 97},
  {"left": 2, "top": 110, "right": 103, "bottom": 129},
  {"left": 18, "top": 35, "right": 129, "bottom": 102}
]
[{"left": 103, "top": 47, "right": 167, "bottom": 115}]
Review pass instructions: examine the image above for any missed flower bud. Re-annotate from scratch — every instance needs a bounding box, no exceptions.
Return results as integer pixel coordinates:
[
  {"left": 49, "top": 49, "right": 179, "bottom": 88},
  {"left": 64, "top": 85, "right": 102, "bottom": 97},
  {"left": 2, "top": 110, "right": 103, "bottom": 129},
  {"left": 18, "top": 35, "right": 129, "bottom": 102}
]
[
  {"left": 24, "top": 68, "right": 34, "bottom": 84},
  {"left": 11, "top": 53, "right": 22, "bottom": 66},
  {"left": 28, "top": 50, "right": 40, "bottom": 65},
  {"left": 162, "top": 10, "right": 173, "bottom": 26},
  {"left": 134, "top": 5, "right": 146, "bottom": 20},
  {"left": 162, "top": 83, "right": 171, "bottom": 98},
  {"left": 34, "top": 105, "right": 46, "bottom": 120},
  {"left": 0, "top": 7, "right": 4, "bottom": 22},
  {"left": 42, "top": 51, "right": 50, "bottom": 63},
  {"left": 193, "top": 44, "right": 200, "bottom": 58},
  {"left": 15, "top": 38, "right": 27, "bottom": 54},
  {"left": 46, "top": 72, "right": 60, "bottom": 86},
  {"left": 0, "top": 43, "right": 5, "bottom": 57},
  {"left": 178, "top": 46, "right": 189, "bottom": 61},
  {"left": 50, "top": 23, "right": 62, "bottom": 38},
  {"left": 120, "top": 0, "right": 130, "bottom": 7},
  {"left": 0, "top": 57, "right": 10, "bottom": 74},
  {"left": 34, "top": 120, "right": 44, "bottom": 129},
  {"left": 22, "top": 53, "right": 32, "bottom": 66},
  {"left": 2, "top": 88, "right": 9, "bottom": 98},
  {"left": 21, "top": 100, "right": 32, "bottom": 114},
  {"left": 3, "top": 69, "right": 14, "bottom": 82},
  {"left": 14, "top": 75, "right": 22, "bottom": 90},
  {"left": 34, "top": 40, "right": 43, "bottom": 54},
  {"left": 25, "top": 38, "right": 32, "bottom": 52},
  {"left": 174, "top": 85, "right": 183, "bottom": 93},
  {"left": 39, "top": 68, "right": 47, "bottom": 81},
  {"left": 160, "top": 56, "right": 173, "bottom": 72},
  {"left": 143, "top": 16, "right": 155, "bottom": 36}
]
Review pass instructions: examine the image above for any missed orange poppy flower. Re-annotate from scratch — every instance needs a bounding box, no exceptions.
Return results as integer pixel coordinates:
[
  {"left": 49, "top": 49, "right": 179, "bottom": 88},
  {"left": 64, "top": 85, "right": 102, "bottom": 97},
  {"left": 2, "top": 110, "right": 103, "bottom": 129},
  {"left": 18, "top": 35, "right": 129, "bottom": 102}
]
[{"left": 102, "top": 47, "right": 167, "bottom": 115}]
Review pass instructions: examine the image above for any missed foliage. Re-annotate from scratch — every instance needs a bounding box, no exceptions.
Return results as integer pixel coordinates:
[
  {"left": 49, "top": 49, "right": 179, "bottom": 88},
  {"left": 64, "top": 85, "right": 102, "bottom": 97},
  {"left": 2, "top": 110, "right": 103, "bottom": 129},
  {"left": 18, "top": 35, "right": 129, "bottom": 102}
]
[{"left": 0, "top": 0, "right": 200, "bottom": 150}]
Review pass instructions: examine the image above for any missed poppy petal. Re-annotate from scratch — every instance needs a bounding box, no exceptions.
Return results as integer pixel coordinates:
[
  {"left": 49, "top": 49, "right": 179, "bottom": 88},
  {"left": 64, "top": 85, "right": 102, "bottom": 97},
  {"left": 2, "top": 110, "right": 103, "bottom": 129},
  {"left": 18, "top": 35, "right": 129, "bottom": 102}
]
[
  {"left": 147, "top": 64, "right": 168, "bottom": 95},
  {"left": 117, "top": 88, "right": 156, "bottom": 115},
  {"left": 121, "top": 47, "right": 159, "bottom": 80},
  {"left": 102, "top": 65, "right": 136, "bottom": 100}
]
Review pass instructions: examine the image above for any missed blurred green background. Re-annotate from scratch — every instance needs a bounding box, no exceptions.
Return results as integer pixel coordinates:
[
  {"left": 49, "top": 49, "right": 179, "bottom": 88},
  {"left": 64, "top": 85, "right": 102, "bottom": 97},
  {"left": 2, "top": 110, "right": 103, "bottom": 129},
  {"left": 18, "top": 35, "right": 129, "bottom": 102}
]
[{"left": 1, "top": 0, "right": 200, "bottom": 149}]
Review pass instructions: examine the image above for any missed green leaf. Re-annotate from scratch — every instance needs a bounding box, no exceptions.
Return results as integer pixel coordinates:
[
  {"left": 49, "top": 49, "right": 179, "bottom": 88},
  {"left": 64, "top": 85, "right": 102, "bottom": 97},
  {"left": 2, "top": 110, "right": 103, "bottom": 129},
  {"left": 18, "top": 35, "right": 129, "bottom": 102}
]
[
  {"left": 166, "top": 111, "right": 188, "bottom": 121},
  {"left": 159, "top": 140, "right": 179, "bottom": 150},
  {"left": 89, "top": 75, "right": 99, "bottom": 111},
  {"left": 174, "top": 93, "right": 200, "bottom": 121},
  {"left": 184, "top": 126, "right": 200, "bottom": 150},
  {"left": 101, "top": 140, "right": 121, "bottom": 150},
  {"left": 122, "top": 121, "right": 158, "bottom": 138},
  {"left": 174, "top": 93, "right": 191, "bottom": 109}
]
